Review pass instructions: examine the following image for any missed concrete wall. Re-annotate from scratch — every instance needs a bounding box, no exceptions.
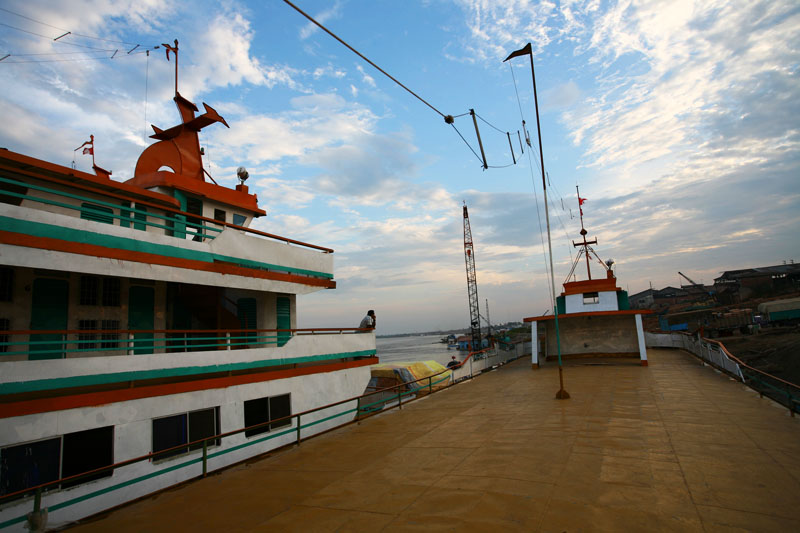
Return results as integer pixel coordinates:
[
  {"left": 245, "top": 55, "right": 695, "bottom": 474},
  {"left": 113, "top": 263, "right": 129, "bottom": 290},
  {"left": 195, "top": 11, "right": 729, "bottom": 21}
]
[{"left": 541, "top": 314, "right": 640, "bottom": 357}]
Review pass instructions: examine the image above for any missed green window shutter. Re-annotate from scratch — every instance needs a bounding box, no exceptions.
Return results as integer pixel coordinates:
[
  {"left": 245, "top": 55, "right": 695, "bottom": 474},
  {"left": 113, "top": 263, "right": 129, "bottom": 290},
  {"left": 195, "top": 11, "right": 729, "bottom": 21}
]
[
  {"left": 276, "top": 297, "right": 291, "bottom": 347},
  {"left": 80, "top": 203, "right": 114, "bottom": 224}
]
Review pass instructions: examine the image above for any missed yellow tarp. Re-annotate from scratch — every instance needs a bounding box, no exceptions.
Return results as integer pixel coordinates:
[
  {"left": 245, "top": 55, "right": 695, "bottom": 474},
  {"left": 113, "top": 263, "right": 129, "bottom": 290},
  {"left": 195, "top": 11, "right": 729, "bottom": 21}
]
[{"left": 370, "top": 360, "right": 452, "bottom": 394}]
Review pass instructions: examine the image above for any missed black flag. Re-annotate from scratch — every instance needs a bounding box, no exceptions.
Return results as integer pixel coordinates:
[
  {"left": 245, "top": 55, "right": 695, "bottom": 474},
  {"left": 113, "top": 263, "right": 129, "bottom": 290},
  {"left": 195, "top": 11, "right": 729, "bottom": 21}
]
[{"left": 503, "top": 43, "right": 532, "bottom": 62}]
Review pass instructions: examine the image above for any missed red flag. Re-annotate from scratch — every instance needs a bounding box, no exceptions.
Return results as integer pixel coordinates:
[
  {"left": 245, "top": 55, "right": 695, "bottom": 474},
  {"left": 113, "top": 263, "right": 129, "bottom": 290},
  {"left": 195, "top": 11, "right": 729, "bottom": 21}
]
[
  {"left": 83, "top": 146, "right": 93, "bottom": 155},
  {"left": 503, "top": 43, "right": 532, "bottom": 62},
  {"left": 578, "top": 197, "right": 587, "bottom": 206}
]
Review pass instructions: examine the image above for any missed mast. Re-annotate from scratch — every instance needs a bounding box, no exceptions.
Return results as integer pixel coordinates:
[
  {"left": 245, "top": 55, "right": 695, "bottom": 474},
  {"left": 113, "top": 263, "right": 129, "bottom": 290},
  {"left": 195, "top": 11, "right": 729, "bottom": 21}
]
[
  {"left": 504, "top": 43, "right": 569, "bottom": 399},
  {"left": 463, "top": 202, "right": 482, "bottom": 349},
  {"left": 573, "top": 185, "right": 597, "bottom": 280}
]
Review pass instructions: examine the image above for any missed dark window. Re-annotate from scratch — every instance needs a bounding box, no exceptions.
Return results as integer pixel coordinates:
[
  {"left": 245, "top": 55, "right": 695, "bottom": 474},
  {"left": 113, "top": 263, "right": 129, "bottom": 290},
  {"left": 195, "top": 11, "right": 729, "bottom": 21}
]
[
  {"left": 102, "top": 278, "right": 121, "bottom": 307},
  {"left": 80, "top": 276, "right": 99, "bottom": 306},
  {"left": 0, "top": 267, "right": 13, "bottom": 301},
  {"left": 80, "top": 203, "right": 114, "bottom": 224},
  {"left": 0, "top": 426, "right": 112, "bottom": 498},
  {"left": 0, "top": 318, "right": 8, "bottom": 353},
  {"left": 78, "top": 319, "right": 98, "bottom": 350},
  {"left": 583, "top": 292, "right": 599, "bottom": 304},
  {"left": 0, "top": 437, "right": 61, "bottom": 497},
  {"left": 153, "top": 408, "right": 219, "bottom": 460},
  {"left": 244, "top": 397, "right": 270, "bottom": 437},
  {"left": 101, "top": 320, "right": 120, "bottom": 349},
  {"left": 0, "top": 178, "right": 27, "bottom": 207},
  {"left": 214, "top": 209, "right": 226, "bottom": 226},
  {"left": 232, "top": 214, "right": 246, "bottom": 226},
  {"left": 186, "top": 197, "right": 203, "bottom": 242},
  {"left": 61, "top": 426, "right": 113, "bottom": 488},
  {"left": 244, "top": 394, "right": 291, "bottom": 437},
  {"left": 270, "top": 394, "right": 292, "bottom": 430}
]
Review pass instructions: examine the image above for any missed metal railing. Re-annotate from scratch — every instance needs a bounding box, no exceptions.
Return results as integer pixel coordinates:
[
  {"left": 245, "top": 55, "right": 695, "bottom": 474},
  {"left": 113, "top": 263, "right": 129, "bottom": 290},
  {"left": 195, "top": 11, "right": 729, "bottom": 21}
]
[
  {"left": 646, "top": 331, "right": 800, "bottom": 415},
  {"left": 0, "top": 173, "right": 333, "bottom": 253},
  {"left": 0, "top": 341, "right": 528, "bottom": 529},
  {"left": 0, "top": 327, "right": 371, "bottom": 360}
]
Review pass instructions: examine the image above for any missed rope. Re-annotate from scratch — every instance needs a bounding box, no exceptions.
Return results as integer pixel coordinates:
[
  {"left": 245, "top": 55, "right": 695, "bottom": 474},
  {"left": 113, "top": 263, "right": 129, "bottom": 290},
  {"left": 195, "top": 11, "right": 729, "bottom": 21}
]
[
  {"left": 450, "top": 123, "right": 484, "bottom": 166},
  {"left": 281, "top": 0, "right": 446, "bottom": 119}
]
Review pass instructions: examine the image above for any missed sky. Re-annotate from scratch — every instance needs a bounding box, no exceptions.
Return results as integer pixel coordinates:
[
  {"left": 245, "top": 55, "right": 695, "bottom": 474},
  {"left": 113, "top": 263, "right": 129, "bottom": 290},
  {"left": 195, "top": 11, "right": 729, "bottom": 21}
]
[{"left": 1, "top": 0, "right": 798, "bottom": 335}]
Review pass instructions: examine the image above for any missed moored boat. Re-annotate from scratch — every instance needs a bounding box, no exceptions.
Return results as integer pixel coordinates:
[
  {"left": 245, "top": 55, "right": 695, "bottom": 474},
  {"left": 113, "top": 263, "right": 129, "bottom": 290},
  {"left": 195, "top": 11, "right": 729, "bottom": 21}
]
[{"left": 0, "top": 49, "right": 376, "bottom": 531}]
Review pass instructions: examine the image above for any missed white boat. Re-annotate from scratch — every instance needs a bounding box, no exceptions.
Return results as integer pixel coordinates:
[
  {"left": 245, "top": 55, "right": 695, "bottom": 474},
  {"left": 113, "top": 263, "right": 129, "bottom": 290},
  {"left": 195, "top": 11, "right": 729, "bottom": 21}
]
[{"left": 0, "top": 53, "right": 376, "bottom": 531}]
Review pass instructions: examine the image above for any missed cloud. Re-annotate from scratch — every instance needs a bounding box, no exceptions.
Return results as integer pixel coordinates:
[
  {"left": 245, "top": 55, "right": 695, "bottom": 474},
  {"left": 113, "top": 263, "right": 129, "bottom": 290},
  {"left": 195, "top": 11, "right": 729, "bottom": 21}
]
[
  {"left": 298, "top": 1, "right": 344, "bottom": 39},
  {"left": 356, "top": 65, "right": 376, "bottom": 88}
]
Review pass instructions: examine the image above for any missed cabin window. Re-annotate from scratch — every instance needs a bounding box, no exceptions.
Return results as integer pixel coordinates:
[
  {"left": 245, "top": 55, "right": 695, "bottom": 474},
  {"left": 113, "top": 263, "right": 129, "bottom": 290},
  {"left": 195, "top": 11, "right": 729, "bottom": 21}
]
[
  {"left": 152, "top": 407, "right": 220, "bottom": 460},
  {"left": 583, "top": 292, "right": 599, "bottom": 304},
  {"left": 0, "top": 267, "right": 13, "bottom": 301},
  {"left": 0, "top": 426, "right": 113, "bottom": 499},
  {"left": 78, "top": 319, "right": 98, "bottom": 350},
  {"left": 0, "top": 318, "right": 9, "bottom": 353},
  {"left": 244, "top": 394, "right": 291, "bottom": 438},
  {"left": 102, "top": 278, "right": 121, "bottom": 306},
  {"left": 80, "top": 276, "right": 99, "bottom": 305},
  {"left": 232, "top": 214, "right": 246, "bottom": 226},
  {"left": 80, "top": 203, "right": 114, "bottom": 224},
  {"left": 186, "top": 196, "right": 204, "bottom": 242},
  {"left": 214, "top": 209, "right": 226, "bottom": 226},
  {"left": 80, "top": 276, "right": 121, "bottom": 307}
]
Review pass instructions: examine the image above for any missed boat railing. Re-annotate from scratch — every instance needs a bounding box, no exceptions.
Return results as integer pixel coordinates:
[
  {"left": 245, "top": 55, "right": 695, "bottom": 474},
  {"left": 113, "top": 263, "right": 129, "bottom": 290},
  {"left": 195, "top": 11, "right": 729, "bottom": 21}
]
[
  {"left": 646, "top": 331, "right": 800, "bottom": 415},
  {"left": 0, "top": 342, "right": 526, "bottom": 528},
  {"left": 0, "top": 173, "right": 333, "bottom": 253},
  {"left": 0, "top": 327, "right": 371, "bottom": 360}
]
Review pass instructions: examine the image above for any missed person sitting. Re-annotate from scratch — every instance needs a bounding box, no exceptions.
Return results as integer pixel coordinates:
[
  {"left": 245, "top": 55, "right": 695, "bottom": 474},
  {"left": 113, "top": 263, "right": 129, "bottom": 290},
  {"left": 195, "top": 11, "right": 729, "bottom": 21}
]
[
  {"left": 359, "top": 310, "right": 376, "bottom": 330},
  {"left": 446, "top": 355, "right": 460, "bottom": 369}
]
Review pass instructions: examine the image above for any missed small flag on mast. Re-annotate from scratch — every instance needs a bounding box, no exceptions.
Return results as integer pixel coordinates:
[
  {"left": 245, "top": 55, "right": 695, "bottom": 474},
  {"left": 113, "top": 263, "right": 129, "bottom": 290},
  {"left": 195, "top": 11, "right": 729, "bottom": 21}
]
[{"left": 503, "top": 43, "right": 532, "bottom": 62}]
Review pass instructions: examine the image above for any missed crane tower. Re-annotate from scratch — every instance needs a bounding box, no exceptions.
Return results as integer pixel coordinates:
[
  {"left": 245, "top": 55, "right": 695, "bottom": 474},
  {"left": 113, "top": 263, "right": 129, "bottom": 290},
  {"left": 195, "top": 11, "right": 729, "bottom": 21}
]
[{"left": 463, "top": 202, "right": 481, "bottom": 349}]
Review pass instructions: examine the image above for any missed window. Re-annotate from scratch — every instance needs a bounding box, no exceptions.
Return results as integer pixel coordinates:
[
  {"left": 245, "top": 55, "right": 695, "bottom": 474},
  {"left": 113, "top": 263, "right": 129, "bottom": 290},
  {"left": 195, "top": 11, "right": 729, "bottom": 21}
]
[
  {"left": 186, "top": 196, "right": 204, "bottom": 242},
  {"left": 583, "top": 292, "right": 599, "bottom": 304},
  {"left": 101, "top": 320, "right": 120, "bottom": 349},
  {"left": 0, "top": 267, "right": 13, "bottom": 301},
  {"left": 232, "top": 214, "right": 246, "bottom": 226},
  {"left": 78, "top": 319, "right": 98, "bottom": 350},
  {"left": 0, "top": 318, "right": 8, "bottom": 353},
  {"left": 80, "top": 203, "right": 114, "bottom": 224},
  {"left": 152, "top": 407, "right": 220, "bottom": 460},
  {"left": 102, "top": 278, "right": 121, "bottom": 306},
  {"left": 214, "top": 209, "right": 226, "bottom": 226},
  {"left": 80, "top": 276, "right": 99, "bottom": 305},
  {"left": 244, "top": 394, "right": 291, "bottom": 438},
  {"left": 0, "top": 426, "right": 113, "bottom": 499},
  {"left": 80, "top": 276, "right": 121, "bottom": 307}
]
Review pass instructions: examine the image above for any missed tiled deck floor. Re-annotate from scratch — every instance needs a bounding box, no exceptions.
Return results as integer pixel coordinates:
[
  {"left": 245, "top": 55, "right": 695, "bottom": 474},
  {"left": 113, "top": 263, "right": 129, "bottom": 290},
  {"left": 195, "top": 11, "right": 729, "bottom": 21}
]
[{"left": 71, "top": 349, "right": 800, "bottom": 532}]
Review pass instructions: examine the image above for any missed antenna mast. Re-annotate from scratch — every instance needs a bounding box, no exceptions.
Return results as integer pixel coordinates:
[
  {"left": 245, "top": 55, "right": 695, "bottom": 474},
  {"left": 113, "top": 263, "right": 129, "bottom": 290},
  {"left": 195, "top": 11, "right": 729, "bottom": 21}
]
[{"left": 463, "top": 202, "right": 482, "bottom": 350}]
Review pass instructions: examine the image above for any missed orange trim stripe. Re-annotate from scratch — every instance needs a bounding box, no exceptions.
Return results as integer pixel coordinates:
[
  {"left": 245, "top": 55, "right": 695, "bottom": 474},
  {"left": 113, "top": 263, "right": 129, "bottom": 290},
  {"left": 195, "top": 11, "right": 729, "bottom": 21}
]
[
  {"left": 0, "top": 357, "right": 378, "bottom": 419},
  {"left": 0, "top": 230, "right": 335, "bottom": 289},
  {"left": 523, "top": 309, "right": 652, "bottom": 322}
]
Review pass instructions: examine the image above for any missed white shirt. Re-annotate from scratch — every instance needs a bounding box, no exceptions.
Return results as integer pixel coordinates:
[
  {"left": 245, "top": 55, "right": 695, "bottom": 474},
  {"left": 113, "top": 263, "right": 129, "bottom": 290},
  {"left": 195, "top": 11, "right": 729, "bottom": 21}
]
[{"left": 359, "top": 315, "right": 374, "bottom": 328}]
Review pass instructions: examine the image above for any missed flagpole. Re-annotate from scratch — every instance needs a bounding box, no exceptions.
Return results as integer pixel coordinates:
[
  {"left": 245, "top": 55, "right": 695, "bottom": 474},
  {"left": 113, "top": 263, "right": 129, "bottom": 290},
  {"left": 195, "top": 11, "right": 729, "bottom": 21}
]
[{"left": 505, "top": 43, "right": 568, "bottom": 399}]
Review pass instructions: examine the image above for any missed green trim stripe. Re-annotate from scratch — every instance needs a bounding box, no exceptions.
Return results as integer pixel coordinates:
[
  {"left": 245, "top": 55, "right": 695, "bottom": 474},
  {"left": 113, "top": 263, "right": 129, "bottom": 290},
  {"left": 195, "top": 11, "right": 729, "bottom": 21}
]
[
  {"left": 0, "top": 215, "right": 333, "bottom": 280},
  {"left": 0, "top": 399, "right": 364, "bottom": 530},
  {"left": 0, "top": 350, "right": 376, "bottom": 395}
]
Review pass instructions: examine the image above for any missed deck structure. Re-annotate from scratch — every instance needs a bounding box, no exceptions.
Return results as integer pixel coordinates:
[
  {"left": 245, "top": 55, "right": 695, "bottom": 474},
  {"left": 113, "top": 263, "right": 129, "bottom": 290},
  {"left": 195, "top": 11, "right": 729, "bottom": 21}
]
[{"left": 67, "top": 348, "right": 800, "bottom": 532}]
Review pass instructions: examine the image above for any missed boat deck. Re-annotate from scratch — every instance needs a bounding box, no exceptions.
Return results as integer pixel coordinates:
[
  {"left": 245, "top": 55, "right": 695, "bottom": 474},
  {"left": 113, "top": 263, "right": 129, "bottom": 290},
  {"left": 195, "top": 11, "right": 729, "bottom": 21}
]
[{"left": 69, "top": 348, "right": 800, "bottom": 532}]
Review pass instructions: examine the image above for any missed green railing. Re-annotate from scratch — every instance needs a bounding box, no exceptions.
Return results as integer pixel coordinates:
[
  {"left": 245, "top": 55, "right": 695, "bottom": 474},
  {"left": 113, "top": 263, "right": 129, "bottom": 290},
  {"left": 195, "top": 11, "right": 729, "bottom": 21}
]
[
  {"left": 0, "top": 327, "right": 369, "bottom": 360},
  {"left": 0, "top": 173, "right": 334, "bottom": 253}
]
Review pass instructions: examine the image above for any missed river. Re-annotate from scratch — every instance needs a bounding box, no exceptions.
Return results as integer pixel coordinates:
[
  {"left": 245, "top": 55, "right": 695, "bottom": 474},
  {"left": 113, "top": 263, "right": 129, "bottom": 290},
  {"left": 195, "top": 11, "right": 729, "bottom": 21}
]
[{"left": 375, "top": 334, "right": 462, "bottom": 366}]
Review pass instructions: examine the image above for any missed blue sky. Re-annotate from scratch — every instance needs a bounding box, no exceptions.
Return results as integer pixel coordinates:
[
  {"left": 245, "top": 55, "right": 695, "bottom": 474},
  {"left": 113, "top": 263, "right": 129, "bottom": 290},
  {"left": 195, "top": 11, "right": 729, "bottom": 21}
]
[{"left": 1, "top": 0, "right": 799, "bottom": 334}]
